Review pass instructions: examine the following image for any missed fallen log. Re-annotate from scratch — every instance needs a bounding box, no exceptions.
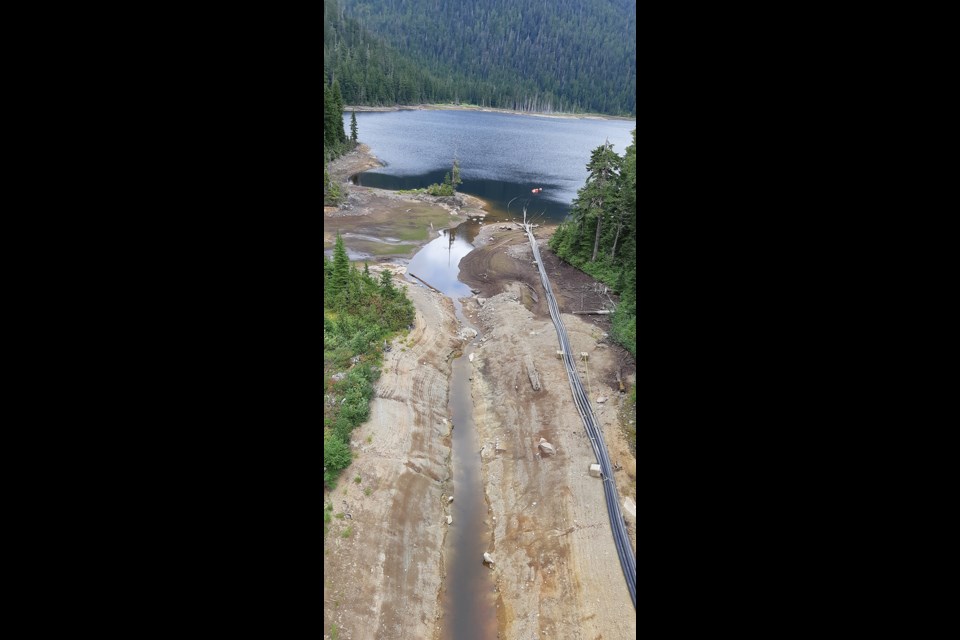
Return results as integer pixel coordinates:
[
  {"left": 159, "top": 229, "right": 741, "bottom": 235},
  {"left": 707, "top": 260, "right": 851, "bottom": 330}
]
[
  {"left": 572, "top": 310, "right": 613, "bottom": 315},
  {"left": 409, "top": 272, "right": 442, "bottom": 293}
]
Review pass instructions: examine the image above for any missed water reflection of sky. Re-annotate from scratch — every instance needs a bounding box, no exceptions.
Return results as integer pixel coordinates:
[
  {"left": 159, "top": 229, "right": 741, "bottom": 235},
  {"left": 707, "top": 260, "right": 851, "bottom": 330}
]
[
  {"left": 344, "top": 110, "right": 636, "bottom": 225},
  {"left": 405, "top": 228, "right": 473, "bottom": 298},
  {"left": 323, "top": 247, "right": 371, "bottom": 261}
]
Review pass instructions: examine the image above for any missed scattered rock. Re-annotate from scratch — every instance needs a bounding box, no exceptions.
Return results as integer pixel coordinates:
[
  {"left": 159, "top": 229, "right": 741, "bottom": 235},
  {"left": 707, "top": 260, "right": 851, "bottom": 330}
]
[
  {"left": 446, "top": 515, "right": 453, "bottom": 525},
  {"left": 538, "top": 438, "right": 556, "bottom": 456},
  {"left": 448, "top": 496, "right": 454, "bottom": 504},
  {"left": 469, "top": 353, "right": 475, "bottom": 362},
  {"left": 483, "top": 552, "right": 495, "bottom": 565},
  {"left": 525, "top": 354, "right": 541, "bottom": 391},
  {"left": 596, "top": 396, "right": 608, "bottom": 404}
]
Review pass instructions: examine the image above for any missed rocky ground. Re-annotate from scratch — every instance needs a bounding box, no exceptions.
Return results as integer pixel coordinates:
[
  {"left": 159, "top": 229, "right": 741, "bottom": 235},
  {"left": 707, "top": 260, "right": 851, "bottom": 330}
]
[
  {"left": 456, "top": 223, "right": 637, "bottom": 640},
  {"left": 323, "top": 274, "right": 460, "bottom": 640},
  {"left": 326, "top": 144, "right": 487, "bottom": 222}
]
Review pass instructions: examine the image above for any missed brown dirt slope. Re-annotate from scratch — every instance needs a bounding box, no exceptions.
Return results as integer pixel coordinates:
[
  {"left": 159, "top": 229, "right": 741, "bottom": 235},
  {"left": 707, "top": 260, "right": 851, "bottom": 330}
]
[{"left": 324, "top": 276, "right": 459, "bottom": 640}]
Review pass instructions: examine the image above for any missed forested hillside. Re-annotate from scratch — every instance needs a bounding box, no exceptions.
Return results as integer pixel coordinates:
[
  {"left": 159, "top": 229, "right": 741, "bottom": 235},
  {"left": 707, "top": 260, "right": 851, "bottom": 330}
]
[
  {"left": 324, "top": 0, "right": 636, "bottom": 116},
  {"left": 324, "top": 0, "right": 449, "bottom": 109},
  {"left": 550, "top": 130, "right": 636, "bottom": 356},
  {"left": 323, "top": 79, "right": 350, "bottom": 205}
]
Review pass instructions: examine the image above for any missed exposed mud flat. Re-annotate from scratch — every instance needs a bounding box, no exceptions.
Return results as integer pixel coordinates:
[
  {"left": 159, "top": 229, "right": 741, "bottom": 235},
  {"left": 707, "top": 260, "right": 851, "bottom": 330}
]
[
  {"left": 455, "top": 224, "right": 637, "bottom": 639},
  {"left": 325, "top": 145, "right": 488, "bottom": 260}
]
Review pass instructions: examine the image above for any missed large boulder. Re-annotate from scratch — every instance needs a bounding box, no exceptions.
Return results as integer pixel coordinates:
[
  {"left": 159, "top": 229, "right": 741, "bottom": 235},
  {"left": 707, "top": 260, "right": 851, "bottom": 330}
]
[
  {"left": 538, "top": 438, "right": 556, "bottom": 456},
  {"left": 483, "top": 552, "right": 495, "bottom": 565}
]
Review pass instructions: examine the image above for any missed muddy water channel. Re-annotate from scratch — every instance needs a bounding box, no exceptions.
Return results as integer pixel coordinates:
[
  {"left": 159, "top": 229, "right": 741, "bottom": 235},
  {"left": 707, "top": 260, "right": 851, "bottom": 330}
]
[{"left": 406, "top": 228, "right": 496, "bottom": 640}]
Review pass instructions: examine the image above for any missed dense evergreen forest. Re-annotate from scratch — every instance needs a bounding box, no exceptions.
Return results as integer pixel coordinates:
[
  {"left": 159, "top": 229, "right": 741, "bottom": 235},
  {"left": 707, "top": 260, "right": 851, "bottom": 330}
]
[
  {"left": 324, "top": 0, "right": 636, "bottom": 116},
  {"left": 323, "top": 80, "right": 349, "bottom": 162},
  {"left": 323, "top": 79, "right": 352, "bottom": 205},
  {"left": 550, "top": 130, "right": 636, "bottom": 357},
  {"left": 324, "top": 236, "right": 415, "bottom": 490}
]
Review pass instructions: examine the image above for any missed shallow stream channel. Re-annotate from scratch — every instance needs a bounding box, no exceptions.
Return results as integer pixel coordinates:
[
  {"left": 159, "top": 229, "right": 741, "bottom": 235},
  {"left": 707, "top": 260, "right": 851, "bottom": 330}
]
[{"left": 406, "top": 227, "right": 497, "bottom": 640}]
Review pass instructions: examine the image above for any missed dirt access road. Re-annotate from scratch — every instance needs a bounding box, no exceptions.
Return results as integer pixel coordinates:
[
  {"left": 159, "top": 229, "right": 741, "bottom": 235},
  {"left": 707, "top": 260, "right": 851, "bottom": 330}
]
[{"left": 323, "top": 272, "right": 459, "bottom": 640}]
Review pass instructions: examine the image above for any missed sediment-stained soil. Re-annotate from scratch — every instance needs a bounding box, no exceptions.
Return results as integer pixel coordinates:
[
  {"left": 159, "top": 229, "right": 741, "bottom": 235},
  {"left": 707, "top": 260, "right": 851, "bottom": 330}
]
[
  {"left": 324, "top": 145, "right": 637, "bottom": 640},
  {"left": 325, "top": 145, "right": 487, "bottom": 260},
  {"left": 323, "top": 274, "right": 460, "bottom": 640},
  {"left": 455, "top": 224, "right": 637, "bottom": 639}
]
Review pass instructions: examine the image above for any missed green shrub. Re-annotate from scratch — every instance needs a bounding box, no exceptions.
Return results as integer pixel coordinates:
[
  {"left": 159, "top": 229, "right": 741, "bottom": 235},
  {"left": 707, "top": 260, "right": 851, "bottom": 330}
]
[
  {"left": 324, "top": 436, "right": 352, "bottom": 488},
  {"left": 324, "top": 245, "right": 416, "bottom": 488}
]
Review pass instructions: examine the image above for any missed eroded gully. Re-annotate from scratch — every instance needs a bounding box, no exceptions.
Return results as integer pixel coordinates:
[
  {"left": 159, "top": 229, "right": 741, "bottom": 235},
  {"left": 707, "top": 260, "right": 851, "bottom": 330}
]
[{"left": 405, "top": 226, "right": 497, "bottom": 640}]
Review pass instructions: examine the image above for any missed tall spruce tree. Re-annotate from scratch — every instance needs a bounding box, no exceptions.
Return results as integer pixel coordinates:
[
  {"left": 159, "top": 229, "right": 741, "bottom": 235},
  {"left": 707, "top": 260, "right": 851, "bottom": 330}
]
[
  {"left": 578, "top": 141, "right": 621, "bottom": 261},
  {"left": 610, "top": 130, "right": 635, "bottom": 259},
  {"left": 332, "top": 80, "right": 347, "bottom": 144},
  {"left": 330, "top": 233, "right": 350, "bottom": 299}
]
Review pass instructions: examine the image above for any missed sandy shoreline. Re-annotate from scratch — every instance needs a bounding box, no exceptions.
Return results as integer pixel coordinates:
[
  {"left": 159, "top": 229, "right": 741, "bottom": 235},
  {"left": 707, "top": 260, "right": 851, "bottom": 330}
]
[{"left": 344, "top": 103, "right": 636, "bottom": 122}]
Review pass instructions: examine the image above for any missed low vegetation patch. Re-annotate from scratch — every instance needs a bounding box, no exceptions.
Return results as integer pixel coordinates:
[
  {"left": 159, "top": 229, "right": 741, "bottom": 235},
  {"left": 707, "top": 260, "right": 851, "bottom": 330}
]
[
  {"left": 324, "top": 235, "right": 415, "bottom": 489},
  {"left": 424, "top": 159, "right": 462, "bottom": 196}
]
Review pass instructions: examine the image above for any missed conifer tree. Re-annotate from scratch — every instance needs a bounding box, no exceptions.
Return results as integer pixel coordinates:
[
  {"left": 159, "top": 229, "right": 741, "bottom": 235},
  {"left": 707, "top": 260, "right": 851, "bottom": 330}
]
[{"left": 331, "top": 233, "right": 350, "bottom": 298}]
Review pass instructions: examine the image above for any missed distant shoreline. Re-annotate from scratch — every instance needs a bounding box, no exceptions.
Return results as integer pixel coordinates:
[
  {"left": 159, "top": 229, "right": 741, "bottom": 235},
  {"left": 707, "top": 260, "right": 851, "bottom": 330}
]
[{"left": 343, "top": 103, "right": 636, "bottom": 122}]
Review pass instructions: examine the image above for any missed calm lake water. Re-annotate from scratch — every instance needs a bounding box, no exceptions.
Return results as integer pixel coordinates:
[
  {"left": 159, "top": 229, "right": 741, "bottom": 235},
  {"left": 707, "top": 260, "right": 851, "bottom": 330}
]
[{"left": 344, "top": 110, "right": 635, "bottom": 225}]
